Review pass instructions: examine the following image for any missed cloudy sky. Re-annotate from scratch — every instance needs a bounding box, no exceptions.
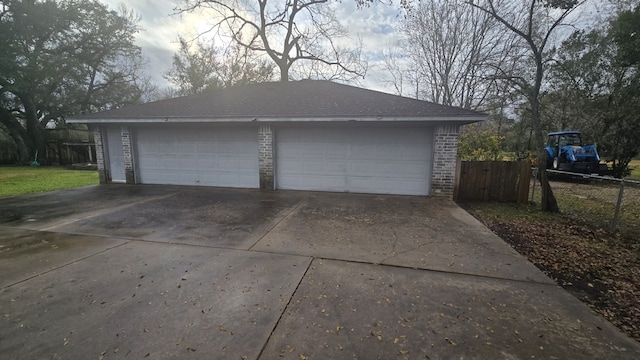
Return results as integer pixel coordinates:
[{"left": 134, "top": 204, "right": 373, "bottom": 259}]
[
  {"left": 102, "top": 0, "right": 404, "bottom": 94},
  {"left": 100, "top": 0, "right": 610, "bottom": 97}
]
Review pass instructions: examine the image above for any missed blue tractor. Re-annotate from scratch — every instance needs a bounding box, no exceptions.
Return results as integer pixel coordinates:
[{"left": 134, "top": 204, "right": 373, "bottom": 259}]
[{"left": 544, "top": 131, "right": 609, "bottom": 175}]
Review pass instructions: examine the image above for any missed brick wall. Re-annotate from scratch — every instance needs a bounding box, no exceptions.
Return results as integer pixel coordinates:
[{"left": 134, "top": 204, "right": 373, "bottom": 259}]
[
  {"left": 121, "top": 126, "right": 135, "bottom": 184},
  {"left": 431, "top": 124, "right": 460, "bottom": 198},
  {"left": 258, "top": 125, "right": 274, "bottom": 190},
  {"left": 93, "top": 126, "right": 108, "bottom": 184}
]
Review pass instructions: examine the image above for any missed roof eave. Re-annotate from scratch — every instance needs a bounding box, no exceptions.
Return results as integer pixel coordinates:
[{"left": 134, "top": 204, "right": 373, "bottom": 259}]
[{"left": 67, "top": 115, "right": 486, "bottom": 124}]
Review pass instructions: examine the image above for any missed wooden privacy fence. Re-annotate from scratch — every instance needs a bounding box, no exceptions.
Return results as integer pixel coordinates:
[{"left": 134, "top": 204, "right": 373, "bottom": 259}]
[{"left": 454, "top": 160, "right": 532, "bottom": 204}]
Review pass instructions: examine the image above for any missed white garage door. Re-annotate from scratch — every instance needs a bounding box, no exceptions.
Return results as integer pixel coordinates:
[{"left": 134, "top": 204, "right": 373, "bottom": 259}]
[
  {"left": 276, "top": 126, "right": 433, "bottom": 195},
  {"left": 135, "top": 125, "right": 259, "bottom": 188}
]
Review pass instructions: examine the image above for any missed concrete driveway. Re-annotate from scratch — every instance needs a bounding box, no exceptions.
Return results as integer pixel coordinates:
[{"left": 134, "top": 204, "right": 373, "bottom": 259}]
[{"left": 1, "top": 185, "right": 638, "bottom": 359}]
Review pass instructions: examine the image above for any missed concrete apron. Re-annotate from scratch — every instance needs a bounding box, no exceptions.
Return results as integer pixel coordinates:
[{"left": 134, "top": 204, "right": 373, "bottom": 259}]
[{"left": 1, "top": 185, "right": 639, "bottom": 359}]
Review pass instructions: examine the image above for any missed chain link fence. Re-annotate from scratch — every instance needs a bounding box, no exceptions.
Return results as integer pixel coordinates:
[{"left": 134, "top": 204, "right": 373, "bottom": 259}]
[{"left": 531, "top": 169, "right": 640, "bottom": 238}]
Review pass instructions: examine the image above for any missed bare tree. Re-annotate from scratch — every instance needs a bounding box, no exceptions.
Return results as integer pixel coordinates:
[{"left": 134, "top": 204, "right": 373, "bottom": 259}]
[
  {"left": 391, "top": 0, "right": 519, "bottom": 110},
  {"left": 177, "top": 0, "right": 367, "bottom": 82},
  {"left": 467, "top": 0, "right": 587, "bottom": 212},
  {"left": 217, "top": 41, "right": 275, "bottom": 87},
  {"left": 381, "top": 45, "right": 409, "bottom": 97},
  {"left": 381, "top": 43, "right": 424, "bottom": 99}
]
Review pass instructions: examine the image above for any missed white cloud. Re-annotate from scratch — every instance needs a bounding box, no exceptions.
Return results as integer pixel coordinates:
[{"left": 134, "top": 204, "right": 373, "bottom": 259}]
[
  {"left": 102, "top": 0, "right": 403, "bottom": 94},
  {"left": 330, "top": 2, "right": 404, "bottom": 93},
  {"left": 103, "top": 0, "right": 224, "bottom": 87}
]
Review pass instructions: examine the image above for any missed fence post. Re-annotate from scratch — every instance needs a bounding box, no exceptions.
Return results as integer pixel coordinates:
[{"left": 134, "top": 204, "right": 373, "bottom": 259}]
[
  {"left": 530, "top": 167, "right": 538, "bottom": 202},
  {"left": 609, "top": 179, "right": 625, "bottom": 232},
  {"left": 453, "top": 158, "right": 462, "bottom": 201},
  {"left": 517, "top": 161, "right": 531, "bottom": 204}
]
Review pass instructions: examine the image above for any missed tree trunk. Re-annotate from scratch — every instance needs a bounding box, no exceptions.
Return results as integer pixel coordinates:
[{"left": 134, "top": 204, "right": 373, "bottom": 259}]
[
  {"left": 21, "top": 94, "right": 47, "bottom": 164},
  {"left": 532, "top": 95, "right": 558, "bottom": 212},
  {"left": 530, "top": 47, "right": 559, "bottom": 213},
  {"left": 534, "top": 129, "right": 559, "bottom": 212},
  {"left": 0, "top": 108, "right": 32, "bottom": 164},
  {"left": 278, "top": 61, "right": 289, "bottom": 82},
  {"left": 539, "top": 162, "right": 559, "bottom": 213}
]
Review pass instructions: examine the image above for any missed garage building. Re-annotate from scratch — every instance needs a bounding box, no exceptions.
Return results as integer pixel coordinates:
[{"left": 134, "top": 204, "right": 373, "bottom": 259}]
[{"left": 68, "top": 80, "right": 485, "bottom": 197}]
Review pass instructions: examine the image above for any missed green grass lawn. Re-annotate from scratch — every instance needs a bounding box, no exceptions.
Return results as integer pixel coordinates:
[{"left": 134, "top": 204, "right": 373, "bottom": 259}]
[
  {"left": 0, "top": 166, "right": 98, "bottom": 198},
  {"left": 527, "top": 178, "right": 640, "bottom": 240}
]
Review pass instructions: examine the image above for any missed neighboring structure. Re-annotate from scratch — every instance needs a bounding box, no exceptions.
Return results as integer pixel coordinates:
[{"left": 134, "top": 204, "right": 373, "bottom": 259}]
[
  {"left": 68, "top": 80, "right": 485, "bottom": 197},
  {"left": 0, "top": 128, "right": 95, "bottom": 166},
  {"left": 45, "top": 128, "right": 95, "bottom": 166}
]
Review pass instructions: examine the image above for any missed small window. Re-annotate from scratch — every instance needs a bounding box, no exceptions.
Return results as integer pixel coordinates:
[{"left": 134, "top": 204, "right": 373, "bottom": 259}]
[{"left": 559, "top": 136, "right": 568, "bottom": 147}]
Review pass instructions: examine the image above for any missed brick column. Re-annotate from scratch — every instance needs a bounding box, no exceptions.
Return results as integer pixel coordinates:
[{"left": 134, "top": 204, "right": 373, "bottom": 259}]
[
  {"left": 258, "top": 125, "right": 275, "bottom": 190},
  {"left": 121, "top": 126, "right": 135, "bottom": 184},
  {"left": 93, "top": 126, "right": 108, "bottom": 184},
  {"left": 431, "top": 124, "right": 460, "bottom": 198}
]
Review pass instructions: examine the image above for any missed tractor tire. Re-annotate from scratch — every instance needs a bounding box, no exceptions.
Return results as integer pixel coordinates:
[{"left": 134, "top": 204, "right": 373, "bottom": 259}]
[{"left": 552, "top": 157, "right": 560, "bottom": 170}]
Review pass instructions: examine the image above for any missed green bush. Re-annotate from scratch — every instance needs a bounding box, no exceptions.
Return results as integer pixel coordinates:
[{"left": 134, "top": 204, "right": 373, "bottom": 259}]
[{"left": 457, "top": 125, "right": 504, "bottom": 161}]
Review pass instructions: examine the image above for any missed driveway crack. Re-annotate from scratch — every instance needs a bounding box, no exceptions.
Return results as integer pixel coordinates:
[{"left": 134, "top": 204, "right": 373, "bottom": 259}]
[
  {"left": 248, "top": 195, "right": 310, "bottom": 251},
  {"left": 256, "top": 256, "right": 313, "bottom": 359}
]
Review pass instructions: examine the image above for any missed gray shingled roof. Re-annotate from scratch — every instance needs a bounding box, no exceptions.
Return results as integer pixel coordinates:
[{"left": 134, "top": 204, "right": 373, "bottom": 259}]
[{"left": 68, "top": 80, "right": 485, "bottom": 123}]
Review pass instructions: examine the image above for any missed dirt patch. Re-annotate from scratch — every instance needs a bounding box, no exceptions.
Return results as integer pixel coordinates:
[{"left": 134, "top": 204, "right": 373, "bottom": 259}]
[{"left": 465, "top": 206, "right": 640, "bottom": 342}]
